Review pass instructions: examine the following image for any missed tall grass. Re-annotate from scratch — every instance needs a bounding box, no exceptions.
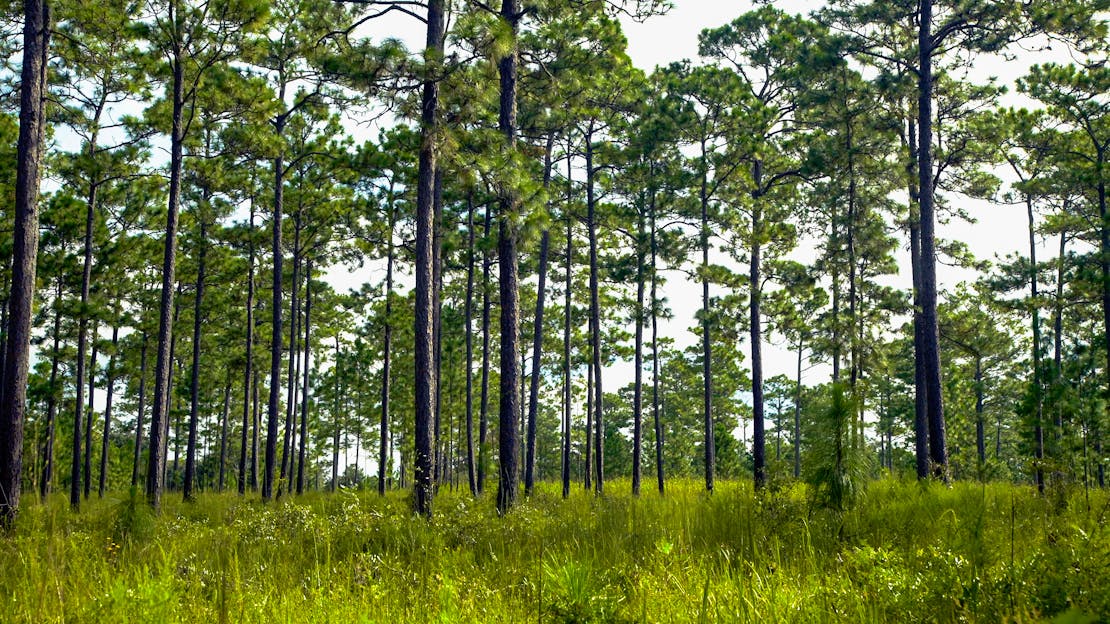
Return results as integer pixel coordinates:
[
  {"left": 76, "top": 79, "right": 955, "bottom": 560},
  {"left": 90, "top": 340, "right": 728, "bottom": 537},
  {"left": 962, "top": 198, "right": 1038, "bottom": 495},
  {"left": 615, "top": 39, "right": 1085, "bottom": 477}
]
[{"left": 2, "top": 479, "right": 1107, "bottom": 622}]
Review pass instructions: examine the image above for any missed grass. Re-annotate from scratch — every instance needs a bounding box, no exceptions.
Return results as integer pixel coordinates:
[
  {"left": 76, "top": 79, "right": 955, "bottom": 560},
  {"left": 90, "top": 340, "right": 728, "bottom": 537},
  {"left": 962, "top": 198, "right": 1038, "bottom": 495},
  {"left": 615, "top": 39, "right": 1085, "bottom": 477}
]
[{"left": 2, "top": 478, "right": 1108, "bottom": 623}]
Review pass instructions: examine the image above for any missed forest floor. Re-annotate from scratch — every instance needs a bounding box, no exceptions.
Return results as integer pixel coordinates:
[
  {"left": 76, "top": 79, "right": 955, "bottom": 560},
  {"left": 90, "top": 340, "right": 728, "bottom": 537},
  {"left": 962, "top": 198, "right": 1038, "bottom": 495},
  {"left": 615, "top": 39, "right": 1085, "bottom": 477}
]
[{"left": 2, "top": 479, "right": 1108, "bottom": 623}]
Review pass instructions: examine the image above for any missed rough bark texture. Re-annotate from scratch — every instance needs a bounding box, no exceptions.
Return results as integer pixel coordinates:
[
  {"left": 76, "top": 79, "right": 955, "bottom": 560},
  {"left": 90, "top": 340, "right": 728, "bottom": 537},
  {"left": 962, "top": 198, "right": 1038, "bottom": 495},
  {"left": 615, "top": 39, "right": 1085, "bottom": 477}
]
[
  {"left": 918, "top": 0, "right": 948, "bottom": 479},
  {"left": 147, "top": 41, "right": 185, "bottom": 510},
  {"left": 413, "top": 0, "right": 445, "bottom": 517},
  {"left": 495, "top": 0, "right": 522, "bottom": 515}
]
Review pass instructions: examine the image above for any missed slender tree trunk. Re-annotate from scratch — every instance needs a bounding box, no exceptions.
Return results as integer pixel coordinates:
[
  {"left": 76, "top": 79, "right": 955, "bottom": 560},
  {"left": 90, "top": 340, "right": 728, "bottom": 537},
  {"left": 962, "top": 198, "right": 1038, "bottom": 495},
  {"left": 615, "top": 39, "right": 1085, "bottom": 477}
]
[
  {"left": 464, "top": 195, "right": 477, "bottom": 496},
  {"left": 380, "top": 202, "right": 394, "bottom": 496},
  {"left": 218, "top": 373, "right": 231, "bottom": 492},
  {"left": 251, "top": 369, "right": 259, "bottom": 491},
  {"left": 975, "top": 355, "right": 985, "bottom": 471},
  {"left": 238, "top": 204, "right": 256, "bottom": 495},
  {"left": 699, "top": 139, "right": 714, "bottom": 493},
  {"left": 184, "top": 221, "right": 208, "bottom": 501},
  {"left": 751, "top": 169, "right": 766, "bottom": 490},
  {"left": 147, "top": 42, "right": 186, "bottom": 510},
  {"left": 562, "top": 150, "right": 574, "bottom": 499},
  {"left": 632, "top": 211, "right": 645, "bottom": 496},
  {"left": 650, "top": 189, "right": 664, "bottom": 495},
  {"left": 98, "top": 326, "right": 119, "bottom": 497},
  {"left": 263, "top": 109, "right": 287, "bottom": 502},
  {"left": 478, "top": 207, "right": 492, "bottom": 495},
  {"left": 85, "top": 324, "right": 98, "bottom": 500},
  {"left": 907, "top": 115, "right": 929, "bottom": 480},
  {"left": 525, "top": 230, "right": 549, "bottom": 495},
  {"left": 794, "top": 338, "right": 803, "bottom": 479},
  {"left": 413, "top": 0, "right": 445, "bottom": 517},
  {"left": 281, "top": 214, "right": 302, "bottom": 494},
  {"left": 433, "top": 170, "right": 444, "bottom": 486},
  {"left": 918, "top": 0, "right": 948, "bottom": 480},
  {"left": 1054, "top": 230, "right": 1066, "bottom": 441},
  {"left": 1095, "top": 153, "right": 1107, "bottom": 487},
  {"left": 332, "top": 338, "right": 341, "bottom": 491},
  {"left": 585, "top": 355, "right": 593, "bottom": 490},
  {"left": 39, "top": 282, "right": 62, "bottom": 500},
  {"left": 585, "top": 129, "right": 604, "bottom": 495},
  {"left": 1027, "top": 194, "right": 1044, "bottom": 492},
  {"left": 132, "top": 332, "right": 148, "bottom": 489},
  {"left": 297, "top": 260, "right": 312, "bottom": 495},
  {"left": 495, "top": 0, "right": 522, "bottom": 515}
]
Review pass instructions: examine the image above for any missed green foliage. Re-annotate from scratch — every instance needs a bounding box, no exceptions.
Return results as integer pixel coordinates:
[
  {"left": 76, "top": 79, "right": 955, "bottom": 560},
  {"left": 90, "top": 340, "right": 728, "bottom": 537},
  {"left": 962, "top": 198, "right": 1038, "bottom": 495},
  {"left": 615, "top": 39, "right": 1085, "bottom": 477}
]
[{"left": 804, "top": 384, "right": 869, "bottom": 511}]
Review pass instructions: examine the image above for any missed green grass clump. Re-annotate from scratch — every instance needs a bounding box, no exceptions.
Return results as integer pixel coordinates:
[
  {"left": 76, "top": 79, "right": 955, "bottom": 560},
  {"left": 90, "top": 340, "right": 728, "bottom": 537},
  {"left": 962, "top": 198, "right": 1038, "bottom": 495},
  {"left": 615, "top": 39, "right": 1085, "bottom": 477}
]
[{"left": 2, "top": 479, "right": 1107, "bottom": 623}]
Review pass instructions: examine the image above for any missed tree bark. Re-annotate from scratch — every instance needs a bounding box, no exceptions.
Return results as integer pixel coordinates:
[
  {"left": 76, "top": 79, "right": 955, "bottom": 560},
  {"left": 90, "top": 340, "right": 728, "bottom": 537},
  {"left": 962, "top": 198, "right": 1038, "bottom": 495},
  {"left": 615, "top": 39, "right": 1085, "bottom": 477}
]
[
  {"left": 413, "top": 0, "right": 445, "bottom": 517},
  {"left": 524, "top": 230, "right": 550, "bottom": 495},
  {"left": 586, "top": 128, "right": 604, "bottom": 495},
  {"left": 296, "top": 259, "right": 312, "bottom": 495},
  {"left": 751, "top": 165, "right": 766, "bottom": 490},
  {"left": 39, "top": 281, "right": 63, "bottom": 500},
  {"left": 147, "top": 38, "right": 186, "bottom": 510},
  {"left": 218, "top": 373, "right": 231, "bottom": 492},
  {"left": 478, "top": 206, "right": 492, "bottom": 495},
  {"left": 699, "top": 139, "right": 715, "bottom": 493},
  {"left": 262, "top": 109, "right": 287, "bottom": 502},
  {"left": 379, "top": 200, "right": 394, "bottom": 496},
  {"left": 98, "top": 325, "right": 119, "bottom": 497},
  {"left": 464, "top": 195, "right": 477, "bottom": 496},
  {"left": 495, "top": 0, "right": 522, "bottom": 515},
  {"left": 562, "top": 150, "right": 573, "bottom": 499},
  {"left": 1027, "top": 194, "right": 1044, "bottom": 492},
  {"left": 650, "top": 186, "right": 664, "bottom": 494},
  {"left": 907, "top": 114, "right": 929, "bottom": 480},
  {"left": 238, "top": 203, "right": 256, "bottom": 495},
  {"left": 85, "top": 325, "right": 98, "bottom": 500},
  {"left": 918, "top": 0, "right": 948, "bottom": 480},
  {"left": 281, "top": 213, "right": 303, "bottom": 494},
  {"left": 632, "top": 210, "right": 645, "bottom": 496},
  {"left": 184, "top": 220, "right": 209, "bottom": 501}
]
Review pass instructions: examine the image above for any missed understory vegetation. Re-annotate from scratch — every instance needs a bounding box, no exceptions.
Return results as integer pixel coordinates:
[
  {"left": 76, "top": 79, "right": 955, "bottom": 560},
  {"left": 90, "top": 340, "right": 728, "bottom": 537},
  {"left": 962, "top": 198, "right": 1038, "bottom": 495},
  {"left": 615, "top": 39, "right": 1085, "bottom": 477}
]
[{"left": 4, "top": 479, "right": 1108, "bottom": 623}]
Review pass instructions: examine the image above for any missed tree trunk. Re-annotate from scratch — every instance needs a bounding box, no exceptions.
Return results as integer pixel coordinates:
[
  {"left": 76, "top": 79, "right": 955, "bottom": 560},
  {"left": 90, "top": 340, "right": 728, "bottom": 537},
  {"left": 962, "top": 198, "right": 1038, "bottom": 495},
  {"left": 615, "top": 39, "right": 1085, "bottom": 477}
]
[
  {"left": 917, "top": 0, "right": 948, "bottom": 480},
  {"left": 238, "top": 203, "right": 256, "bottom": 495},
  {"left": 132, "top": 332, "right": 148, "bottom": 489},
  {"left": 562, "top": 150, "right": 573, "bottom": 499},
  {"left": 650, "top": 187, "right": 664, "bottom": 495},
  {"left": 525, "top": 230, "right": 550, "bottom": 495},
  {"left": 794, "top": 338, "right": 803, "bottom": 479},
  {"left": 184, "top": 221, "right": 208, "bottom": 501},
  {"left": 281, "top": 213, "right": 302, "bottom": 494},
  {"left": 218, "top": 373, "right": 231, "bottom": 492},
  {"left": 98, "top": 325, "right": 118, "bottom": 497},
  {"left": 478, "top": 206, "right": 492, "bottom": 495},
  {"left": 464, "top": 195, "right": 477, "bottom": 496},
  {"left": 433, "top": 170, "right": 445, "bottom": 486},
  {"left": 85, "top": 324, "right": 98, "bottom": 500},
  {"left": 147, "top": 43, "right": 186, "bottom": 510},
  {"left": 632, "top": 210, "right": 645, "bottom": 496},
  {"left": 379, "top": 201, "right": 394, "bottom": 496},
  {"left": 699, "top": 139, "right": 714, "bottom": 493},
  {"left": 907, "top": 114, "right": 929, "bottom": 480},
  {"left": 296, "top": 260, "right": 312, "bottom": 495},
  {"left": 751, "top": 168, "right": 766, "bottom": 491},
  {"left": 263, "top": 110, "right": 287, "bottom": 502},
  {"left": 0, "top": 0, "right": 48, "bottom": 523},
  {"left": 39, "top": 281, "right": 63, "bottom": 500},
  {"left": 413, "top": 0, "right": 445, "bottom": 517},
  {"left": 495, "top": 0, "right": 522, "bottom": 515},
  {"left": 251, "top": 369, "right": 259, "bottom": 491},
  {"left": 586, "top": 129, "right": 604, "bottom": 495},
  {"left": 975, "top": 356, "right": 985, "bottom": 471},
  {"left": 332, "top": 338, "right": 341, "bottom": 491},
  {"left": 1027, "top": 194, "right": 1044, "bottom": 492}
]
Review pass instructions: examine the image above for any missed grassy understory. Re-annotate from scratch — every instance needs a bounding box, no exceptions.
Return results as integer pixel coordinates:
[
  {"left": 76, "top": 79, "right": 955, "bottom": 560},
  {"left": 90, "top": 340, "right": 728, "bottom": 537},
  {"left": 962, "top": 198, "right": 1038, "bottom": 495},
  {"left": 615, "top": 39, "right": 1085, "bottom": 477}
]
[{"left": 2, "top": 479, "right": 1108, "bottom": 623}]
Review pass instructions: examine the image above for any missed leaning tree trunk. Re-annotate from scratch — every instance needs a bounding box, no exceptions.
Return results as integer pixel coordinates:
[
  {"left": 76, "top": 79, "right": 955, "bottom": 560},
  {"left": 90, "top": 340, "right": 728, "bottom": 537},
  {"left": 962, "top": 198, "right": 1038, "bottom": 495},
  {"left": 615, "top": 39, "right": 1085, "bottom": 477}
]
[
  {"left": 917, "top": 0, "right": 948, "bottom": 480},
  {"left": 184, "top": 221, "right": 209, "bottom": 501},
  {"left": 413, "top": 0, "right": 445, "bottom": 517},
  {"left": 495, "top": 0, "right": 523, "bottom": 515}
]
